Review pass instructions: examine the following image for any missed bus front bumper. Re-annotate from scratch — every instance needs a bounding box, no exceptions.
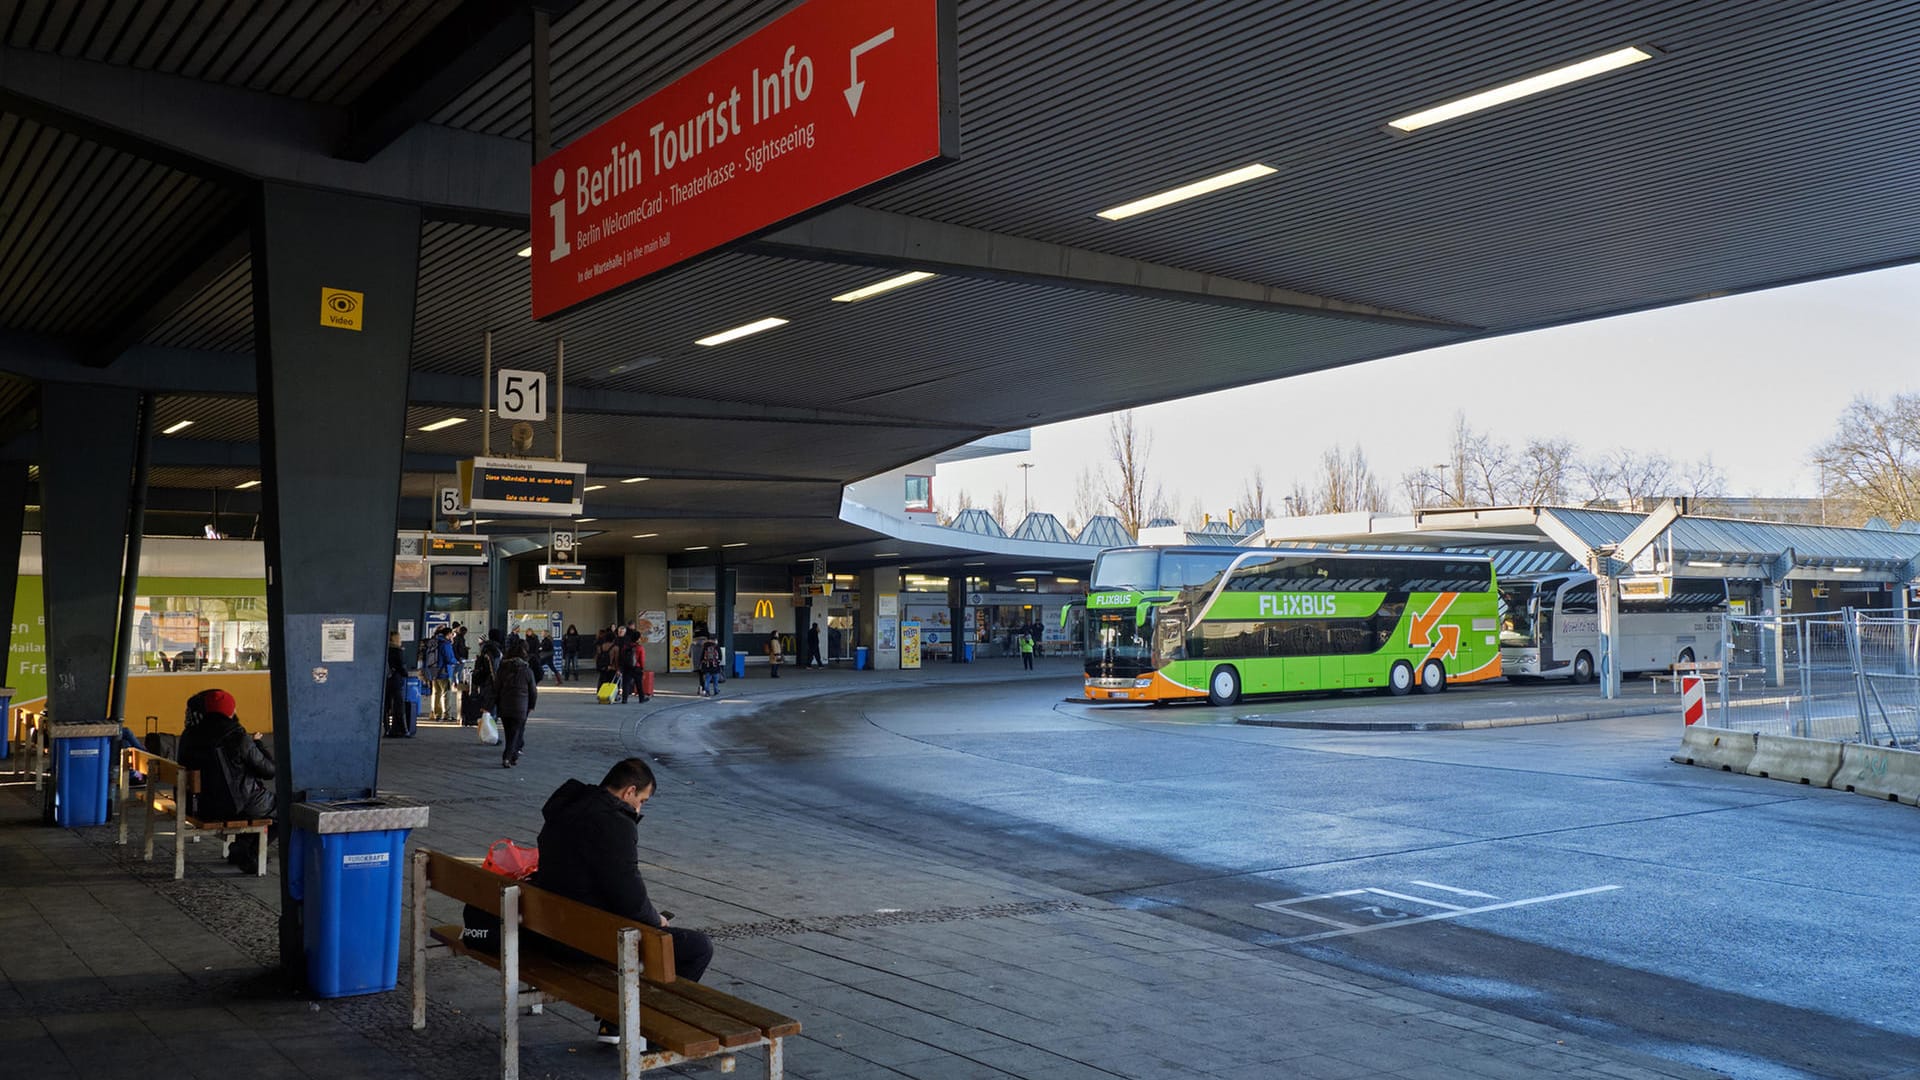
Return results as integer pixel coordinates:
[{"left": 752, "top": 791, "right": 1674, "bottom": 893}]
[{"left": 1084, "top": 672, "right": 1193, "bottom": 702}]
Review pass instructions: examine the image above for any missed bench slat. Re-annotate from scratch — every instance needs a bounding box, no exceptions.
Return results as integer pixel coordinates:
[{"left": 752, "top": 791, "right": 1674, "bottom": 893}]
[
  {"left": 517, "top": 883, "right": 675, "bottom": 981},
  {"left": 424, "top": 851, "right": 509, "bottom": 912},
  {"left": 430, "top": 926, "right": 724, "bottom": 1056},
  {"left": 660, "top": 978, "right": 802, "bottom": 1039},
  {"left": 545, "top": 953, "right": 765, "bottom": 1047}
]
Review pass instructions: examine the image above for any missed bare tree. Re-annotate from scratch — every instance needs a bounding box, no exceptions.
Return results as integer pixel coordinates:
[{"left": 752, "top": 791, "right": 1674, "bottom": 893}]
[
  {"left": 1235, "top": 467, "right": 1276, "bottom": 523},
  {"left": 1305, "top": 444, "right": 1390, "bottom": 514},
  {"left": 1072, "top": 465, "right": 1104, "bottom": 526},
  {"left": 1183, "top": 496, "right": 1209, "bottom": 531},
  {"left": 1400, "top": 465, "right": 1452, "bottom": 510},
  {"left": 1099, "top": 411, "right": 1156, "bottom": 534},
  {"left": 988, "top": 488, "right": 1010, "bottom": 532},
  {"left": 1512, "top": 437, "right": 1576, "bottom": 506},
  {"left": 1814, "top": 392, "right": 1920, "bottom": 526}
]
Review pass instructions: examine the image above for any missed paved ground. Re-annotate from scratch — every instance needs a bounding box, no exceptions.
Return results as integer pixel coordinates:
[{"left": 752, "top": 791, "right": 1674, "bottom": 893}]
[{"left": 2, "top": 658, "right": 1897, "bottom": 1078}]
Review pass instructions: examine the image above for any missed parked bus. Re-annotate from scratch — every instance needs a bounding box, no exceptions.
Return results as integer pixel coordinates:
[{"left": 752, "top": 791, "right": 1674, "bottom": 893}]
[
  {"left": 1497, "top": 572, "right": 1727, "bottom": 683},
  {"left": 1082, "top": 546, "right": 1501, "bottom": 705}
]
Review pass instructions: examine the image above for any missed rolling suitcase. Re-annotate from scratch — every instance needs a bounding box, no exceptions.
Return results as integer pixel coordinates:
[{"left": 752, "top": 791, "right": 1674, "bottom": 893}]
[
  {"left": 597, "top": 680, "right": 617, "bottom": 704},
  {"left": 640, "top": 670, "right": 654, "bottom": 701}
]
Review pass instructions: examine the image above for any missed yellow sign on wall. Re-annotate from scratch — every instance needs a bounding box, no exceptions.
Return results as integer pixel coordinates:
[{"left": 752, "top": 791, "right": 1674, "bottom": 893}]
[
  {"left": 752, "top": 599, "right": 776, "bottom": 619},
  {"left": 320, "top": 287, "right": 364, "bottom": 331}
]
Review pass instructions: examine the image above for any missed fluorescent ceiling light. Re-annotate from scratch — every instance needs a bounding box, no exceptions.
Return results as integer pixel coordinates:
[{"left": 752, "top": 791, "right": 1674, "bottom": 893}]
[
  {"left": 831, "top": 271, "right": 937, "bottom": 303},
  {"left": 695, "top": 316, "right": 788, "bottom": 346},
  {"left": 1056, "top": 577, "right": 1080, "bottom": 584},
  {"left": 723, "top": 542, "right": 748, "bottom": 548},
  {"left": 516, "top": 246, "right": 532, "bottom": 258},
  {"left": 964, "top": 561, "right": 987, "bottom": 566},
  {"left": 583, "top": 484, "right": 605, "bottom": 492},
  {"left": 1834, "top": 566, "right": 1865, "bottom": 573},
  {"left": 235, "top": 480, "right": 261, "bottom": 490},
  {"left": 632, "top": 532, "right": 659, "bottom": 539},
  {"left": 574, "top": 518, "right": 596, "bottom": 523},
  {"left": 621, "top": 476, "right": 650, "bottom": 484},
  {"left": 161, "top": 420, "right": 194, "bottom": 435},
  {"left": 685, "top": 545, "right": 710, "bottom": 551},
  {"left": 1095, "top": 163, "right": 1275, "bottom": 221},
  {"left": 874, "top": 552, "right": 901, "bottom": 557},
  {"left": 1387, "top": 46, "right": 1654, "bottom": 133},
  {"left": 1687, "top": 560, "right": 1725, "bottom": 568},
  {"left": 418, "top": 417, "right": 467, "bottom": 432}
]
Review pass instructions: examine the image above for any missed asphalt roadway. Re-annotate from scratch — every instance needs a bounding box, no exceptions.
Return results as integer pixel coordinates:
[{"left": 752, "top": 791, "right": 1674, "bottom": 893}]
[{"left": 637, "top": 665, "right": 1920, "bottom": 1080}]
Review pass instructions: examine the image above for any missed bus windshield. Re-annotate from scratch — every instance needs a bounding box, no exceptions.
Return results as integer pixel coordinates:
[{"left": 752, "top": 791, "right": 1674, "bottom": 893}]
[
  {"left": 1085, "top": 604, "right": 1154, "bottom": 679},
  {"left": 1498, "top": 582, "right": 1538, "bottom": 647},
  {"left": 1091, "top": 550, "right": 1159, "bottom": 591}
]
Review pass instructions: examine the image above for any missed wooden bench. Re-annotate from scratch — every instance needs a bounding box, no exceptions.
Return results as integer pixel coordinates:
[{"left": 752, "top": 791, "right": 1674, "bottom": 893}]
[
  {"left": 411, "top": 849, "right": 798, "bottom": 1079},
  {"left": 1649, "top": 661, "right": 1748, "bottom": 695},
  {"left": 116, "top": 747, "right": 272, "bottom": 878}
]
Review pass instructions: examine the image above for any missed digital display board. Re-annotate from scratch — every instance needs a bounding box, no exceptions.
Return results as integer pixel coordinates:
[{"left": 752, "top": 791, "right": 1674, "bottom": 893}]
[
  {"left": 463, "top": 456, "right": 587, "bottom": 516},
  {"left": 427, "top": 535, "right": 489, "bottom": 565},
  {"left": 539, "top": 564, "right": 587, "bottom": 584}
]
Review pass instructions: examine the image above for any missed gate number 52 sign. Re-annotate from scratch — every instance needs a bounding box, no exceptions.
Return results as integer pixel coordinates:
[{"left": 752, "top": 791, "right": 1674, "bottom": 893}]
[{"left": 497, "top": 369, "right": 548, "bottom": 421}]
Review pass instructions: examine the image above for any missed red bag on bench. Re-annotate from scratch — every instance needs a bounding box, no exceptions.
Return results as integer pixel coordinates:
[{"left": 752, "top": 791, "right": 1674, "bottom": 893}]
[{"left": 481, "top": 838, "right": 539, "bottom": 880}]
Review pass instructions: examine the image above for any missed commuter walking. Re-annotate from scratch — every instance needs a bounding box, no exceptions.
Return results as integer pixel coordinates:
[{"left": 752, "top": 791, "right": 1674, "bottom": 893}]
[
  {"left": 452, "top": 624, "right": 470, "bottom": 684},
  {"left": 1019, "top": 629, "right": 1035, "bottom": 671},
  {"left": 469, "top": 632, "right": 503, "bottom": 728},
  {"left": 539, "top": 632, "right": 562, "bottom": 682},
  {"left": 594, "top": 629, "right": 617, "bottom": 691},
  {"left": 494, "top": 637, "right": 537, "bottom": 768},
  {"left": 615, "top": 627, "right": 639, "bottom": 703},
  {"left": 384, "top": 632, "right": 410, "bottom": 737},
  {"left": 697, "top": 633, "right": 723, "bottom": 697},
  {"left": 765, "top": 634, "right": 783, "bottom": 677},
  {"left": 523, "top": 630, "right": 542, "bottom": 683},
  {"left": 623, "top": 629, "right": 647, "bottom": 702},
  {"left": 429, "top": 627, "right": 459, "bottom": 720},
  {"left": 806, "top": 623, "right": 824, "bottom": 668},
  {"left": 562, "top": 624, "right": 581, "bottom": 682}
]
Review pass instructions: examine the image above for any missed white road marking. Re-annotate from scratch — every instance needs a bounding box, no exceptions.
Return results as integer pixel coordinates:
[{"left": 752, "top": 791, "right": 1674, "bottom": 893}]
[
  {"left": 1271, "top": 885, "right": 1623, "bottom": 945},
  {"left": 1365, "top": 888, "right": 1465, "bottom": 911},
  {"left": 1261, "top": 907, "right": 1361, "bottom": 930},
  {"left": 1256, "top": 888, "right": 1368, "bottom": 907},
  {"left": 1410, "top": 880, "right": 1502, "bottom": 899}
]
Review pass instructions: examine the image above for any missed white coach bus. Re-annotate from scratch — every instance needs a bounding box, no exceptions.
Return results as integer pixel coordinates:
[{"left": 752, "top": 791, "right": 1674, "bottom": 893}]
[{"left": 1498, "top": 572, "right": 1727, "bottom": 683}]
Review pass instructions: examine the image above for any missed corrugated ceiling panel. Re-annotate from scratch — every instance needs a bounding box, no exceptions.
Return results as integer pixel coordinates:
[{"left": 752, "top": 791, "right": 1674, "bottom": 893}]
[
  {"left": 2, "top": 0, "right": 456, "bottom": 105},
  {"left": 0, "top": 112, "right": 235, "bottom": 337},
  {"left": 145, "top": 255, "right": 253, "bottom": 351}
]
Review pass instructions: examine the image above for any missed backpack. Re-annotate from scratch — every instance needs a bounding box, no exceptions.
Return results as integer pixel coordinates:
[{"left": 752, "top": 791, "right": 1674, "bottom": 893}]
[{"left": 700, "top": 639, "right": 722, "bottom": 670}]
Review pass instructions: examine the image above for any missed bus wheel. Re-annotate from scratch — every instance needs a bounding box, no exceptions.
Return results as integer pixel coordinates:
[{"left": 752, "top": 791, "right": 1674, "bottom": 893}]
[
  {"left": 1416, "top": 659, "right": 1446, "bottom": 693},
  {"left": 1388, "top": 661, "right": 1414, "bottom": 696},
  {"left": 1571, "top": 651, "right": 1595, "bottom": 684},
  {"left": 1677, "top": 647, "right": 1695, "bottom": 666},
  {"left": 1207, "top": 666, "right": 1241, "bottom": 707}
]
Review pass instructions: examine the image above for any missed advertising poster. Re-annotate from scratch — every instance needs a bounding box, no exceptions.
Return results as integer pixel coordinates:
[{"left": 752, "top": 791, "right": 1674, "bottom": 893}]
[
  {"left": 901, "top": 623, "right": 921, "bottom": 669},
  {"left": 636, "top": 610, "right": 667, "bottom": 644},
  {"left": 392, "top": 559, "right": 429, "bottom": 593},
  {"left": 669, "top": 621, "right": 694, "bottom": 672},
  {"left": 877, "top": 617, "right": 898, "bottom": 651}
]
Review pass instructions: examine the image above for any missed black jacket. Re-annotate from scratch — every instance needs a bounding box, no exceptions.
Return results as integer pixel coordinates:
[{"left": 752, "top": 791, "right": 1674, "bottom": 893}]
[
  {"left": 532, "top": 778, "right": 661, "bottom": 927},
  {"left": 493, "top": 656, "right": 537, "bottom": 720},
  {"left": 178, "top": 714, "right": 275, "bottom": 819}
]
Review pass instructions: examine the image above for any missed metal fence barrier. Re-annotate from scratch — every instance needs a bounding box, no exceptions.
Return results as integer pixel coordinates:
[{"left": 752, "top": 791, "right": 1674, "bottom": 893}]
[{"left": 1715, "top": 609, "right": 1919, "bottom": 747}]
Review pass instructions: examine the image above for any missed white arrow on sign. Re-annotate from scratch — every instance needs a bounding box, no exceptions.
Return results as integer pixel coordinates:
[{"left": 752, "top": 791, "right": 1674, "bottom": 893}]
[{"left": 843, "top": 27, "right": 895, "bottom": 116}]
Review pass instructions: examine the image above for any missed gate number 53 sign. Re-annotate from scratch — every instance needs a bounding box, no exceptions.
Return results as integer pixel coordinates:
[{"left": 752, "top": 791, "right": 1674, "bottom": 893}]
[{"left": 497, "top": 369, "right": 548, "bottom": 421}]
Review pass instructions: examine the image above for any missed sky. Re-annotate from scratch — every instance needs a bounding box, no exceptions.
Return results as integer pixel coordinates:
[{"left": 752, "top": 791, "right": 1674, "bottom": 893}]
[{"left": 936, "top": 262, "right": 1920, "bottom": 523}]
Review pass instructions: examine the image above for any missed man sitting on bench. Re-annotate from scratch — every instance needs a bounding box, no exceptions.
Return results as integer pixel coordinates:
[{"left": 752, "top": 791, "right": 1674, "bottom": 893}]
[
  {"left": 535, "top": 757, "right": 713, "bottom": 1045},
  {"left": 176, "top": 689, "right": 276, "bottom": 869}
]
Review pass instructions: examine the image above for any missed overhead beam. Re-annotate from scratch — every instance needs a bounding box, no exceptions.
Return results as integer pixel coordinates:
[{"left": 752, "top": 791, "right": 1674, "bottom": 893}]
[
  {"left": 748, "top": 205, "right": 1475, "bottom": 331},
  {"left": 0, "top": 47, "right": 529, "bottom": 227},
  {"left": 1612, "top": 498, "right": 1688, "bottom": 570},
  {"left": 83, "top": 215, "right": 249, "bottom": 367},
  {"left": 338, "top": 0, "right": 586, "bottom": 163},
  {"left": 0, "top": 335, "right": 984, "bottom": 432}
]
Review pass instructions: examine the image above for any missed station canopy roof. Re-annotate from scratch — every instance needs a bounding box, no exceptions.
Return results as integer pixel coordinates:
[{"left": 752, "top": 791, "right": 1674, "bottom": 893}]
[
  {"left": 1266, "top": 506, "right": 1920, "bottom": 583},
  {"left": 6, "top": 2, "right": 1920, "bottom": 564}
]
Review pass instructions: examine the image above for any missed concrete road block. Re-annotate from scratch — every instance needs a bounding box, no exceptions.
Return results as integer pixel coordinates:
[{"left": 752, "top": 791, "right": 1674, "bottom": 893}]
[
  {"left": 1670, "top": 726, "right": 1758, "bottom": 773},
  {"left": 1835, "top": 742, "right": 1920, "bottom": 806},
  {"left": 1747, "top": 734, "right": 1844, "bottom": 787}
]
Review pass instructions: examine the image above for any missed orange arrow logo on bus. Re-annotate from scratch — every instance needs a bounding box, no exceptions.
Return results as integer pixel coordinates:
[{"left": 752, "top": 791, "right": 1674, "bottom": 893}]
[
  {"left": 1428, "top": 623, "right": 1461, "bottom": 660},
  {"left": 1409, "top": 592, "right": 1458, "bottom": 647}
]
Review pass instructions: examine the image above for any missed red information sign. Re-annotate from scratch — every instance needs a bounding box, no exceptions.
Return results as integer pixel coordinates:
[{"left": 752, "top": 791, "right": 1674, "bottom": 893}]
[{"left": 530, "top": 0, "right": 956, "bottom": 320}]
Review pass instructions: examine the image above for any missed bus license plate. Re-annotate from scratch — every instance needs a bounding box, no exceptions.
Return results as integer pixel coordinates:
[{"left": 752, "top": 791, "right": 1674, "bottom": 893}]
[{"left": 1113, "top": 691, "right": 1129, "bottom": 699}]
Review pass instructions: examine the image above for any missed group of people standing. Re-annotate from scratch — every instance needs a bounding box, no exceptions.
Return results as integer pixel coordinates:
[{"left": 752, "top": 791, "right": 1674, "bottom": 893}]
[{"left": 592, "top": 625, "right": 650, "bottom": 703}]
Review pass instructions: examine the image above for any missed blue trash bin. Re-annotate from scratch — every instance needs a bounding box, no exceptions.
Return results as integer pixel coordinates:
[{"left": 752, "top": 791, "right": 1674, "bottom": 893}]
[
  {"left": 52, "top": 723, "right": 117, "bottom": 827},
  {"left": 291, "top": 798, "right": 430, "bottom": 998},
  {"left": 732, "top": 651, "right": 746, "bottom": 679},
  {"left": 962, "top": 644, "right": 975, "bottom": 663},
  {"left": 855, "top": 646, "right": 870, "bottom": 670}
]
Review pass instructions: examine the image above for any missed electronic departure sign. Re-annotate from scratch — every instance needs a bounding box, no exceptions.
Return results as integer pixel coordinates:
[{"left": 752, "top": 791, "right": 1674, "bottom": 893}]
[
  {"left": 462, "top": 456, "right": 587, "bottom": 516},
  {"left": 539, "top": 564, "right": 587, "bottom": 585},
  {"left": 427, "top": 535, "right": 489, "bottom": 565},
  {"left": 529, "top": 0, "right": 957, "bottom": 319}
]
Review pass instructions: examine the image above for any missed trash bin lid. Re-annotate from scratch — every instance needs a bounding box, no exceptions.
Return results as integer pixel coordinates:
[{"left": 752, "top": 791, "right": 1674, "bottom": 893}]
[
  {"left": 50, "top": 722, "right": 121, "bottom": 738},
  {"left": 292, "top": 795, "right": 430, "bottom": 833}
]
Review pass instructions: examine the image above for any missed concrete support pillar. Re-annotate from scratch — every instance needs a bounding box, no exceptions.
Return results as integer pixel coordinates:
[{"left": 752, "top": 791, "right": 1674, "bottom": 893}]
[
  {"left": 0, "top": 462, "right": 30, "bottom": 667},
  {"left": 38, "top": 384, "right": 142, "bottom": 726},
  {"left": 1764, "top": 582, "right": 1787, "bottom": 688},
  {"left": 858, "top": 567, "right": 901, "bottom": 669},
  {"left": 250, "top": 183, "right": 420, "bottom": 973},
  {"left": 948, "top": 576, "right": 967, "bottom": 663},
  {"left": 1597, "top": 571, "right": 1620, "bottom": 699},
  {"left": 623, "top": 554, "right": 668, "bottom": 672},
  {"left": 716, "top": 564, "right": 736, "bottom": 663}
]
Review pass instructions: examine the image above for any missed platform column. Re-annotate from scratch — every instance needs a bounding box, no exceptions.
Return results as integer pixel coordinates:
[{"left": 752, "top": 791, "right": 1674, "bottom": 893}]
[
  {"left": 37, "top": 385, "right": 142, "bottom": 730},
  {"left": 250, "top": 183, "right": 420, "bottom": 975},
  {"left": 0, "top": 462, "right": 29, "bottom": 668}
]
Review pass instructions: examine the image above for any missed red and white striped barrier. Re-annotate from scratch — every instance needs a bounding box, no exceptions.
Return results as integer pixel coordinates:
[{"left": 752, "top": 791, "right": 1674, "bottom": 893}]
[{"left": 1681, "top": 675, "right": 1705, "bottom": 726}]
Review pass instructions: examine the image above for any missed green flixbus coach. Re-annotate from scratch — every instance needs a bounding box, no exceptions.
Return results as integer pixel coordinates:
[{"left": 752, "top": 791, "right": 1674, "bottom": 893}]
[{"left": 1081, "top": 545, "right": 1502, "bottom": 705}]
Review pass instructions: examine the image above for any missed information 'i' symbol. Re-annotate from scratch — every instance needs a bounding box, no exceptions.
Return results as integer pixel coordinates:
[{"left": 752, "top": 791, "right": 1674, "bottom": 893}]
[{"left": 548, "top": 168, "right": 571, "bottom": 261}]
